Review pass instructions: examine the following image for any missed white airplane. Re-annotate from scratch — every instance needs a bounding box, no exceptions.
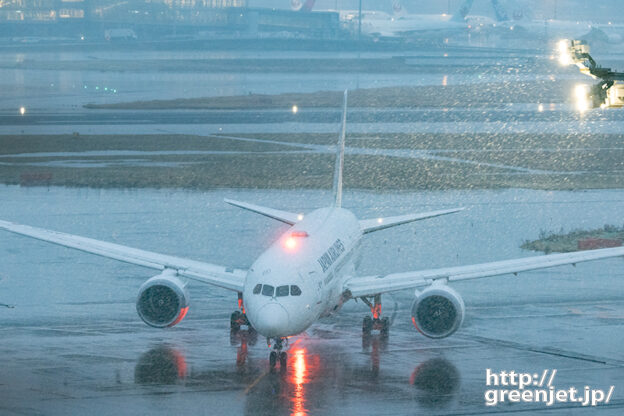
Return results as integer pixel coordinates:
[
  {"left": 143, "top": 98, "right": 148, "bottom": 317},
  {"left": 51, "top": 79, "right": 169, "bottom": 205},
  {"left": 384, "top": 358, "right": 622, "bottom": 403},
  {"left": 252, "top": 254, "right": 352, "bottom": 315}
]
[
  {"left": 389, "top": 0, "right": 502, "bottom": 36},
  {"left": 348, "top": 0, "right": 476, "bottom": 39},
  {"left": 2, "top": 91, "right": 624, "bottom": 371}
]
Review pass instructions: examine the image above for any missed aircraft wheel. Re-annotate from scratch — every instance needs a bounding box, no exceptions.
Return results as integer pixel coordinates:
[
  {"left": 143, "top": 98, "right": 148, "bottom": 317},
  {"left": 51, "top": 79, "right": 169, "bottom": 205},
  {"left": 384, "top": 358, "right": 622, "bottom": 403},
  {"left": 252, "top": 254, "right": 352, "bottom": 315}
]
[
  {"left": 269, "top": 351, "right": 277, "bottom": 369},
  {"left": 230, "top": 329, "right": 239, "bottom": 346},
  {"left": 362, "top": 316, "right": 373, "bottom": 334},
  {"left": 230, "top": 311, "right": 241, "bottom": 330},
  {"left": 362, "top": 332, "right": 371, "bottom": 350},
  {"left": 279, "top": 351, "right": 287, "bottom": 371},
  {"left": 380, "top": 317, "right": 390, "bottom": 338},
  {"left": 247, "top": 328, "right": 258, "bottom": 346}
]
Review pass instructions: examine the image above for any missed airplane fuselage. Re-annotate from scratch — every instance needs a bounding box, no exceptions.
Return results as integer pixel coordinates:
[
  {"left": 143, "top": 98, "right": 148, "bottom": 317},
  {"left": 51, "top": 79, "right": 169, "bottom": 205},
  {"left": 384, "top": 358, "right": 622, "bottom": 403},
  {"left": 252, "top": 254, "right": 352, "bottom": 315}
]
[
  {"left": 360, "top": 14, "right": 467, "bottom": 38},
  {"left": 243, "top": 207, "right": 362, "bottom": 338}
]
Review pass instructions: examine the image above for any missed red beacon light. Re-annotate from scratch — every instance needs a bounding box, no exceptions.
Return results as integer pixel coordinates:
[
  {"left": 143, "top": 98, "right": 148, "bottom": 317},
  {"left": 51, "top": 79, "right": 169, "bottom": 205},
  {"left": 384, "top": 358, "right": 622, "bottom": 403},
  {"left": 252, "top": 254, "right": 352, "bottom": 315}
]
[{"left": 284, "top": 231, "right": 308, "bottom": 251}]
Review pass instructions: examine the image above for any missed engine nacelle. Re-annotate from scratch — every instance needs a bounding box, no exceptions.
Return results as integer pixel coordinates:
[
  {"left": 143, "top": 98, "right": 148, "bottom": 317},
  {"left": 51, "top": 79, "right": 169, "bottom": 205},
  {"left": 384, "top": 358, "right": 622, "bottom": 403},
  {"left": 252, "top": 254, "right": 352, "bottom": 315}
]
[
  {"left": 136, "top": 270, "right": 189, "bottom": 328},
  {"left": 411, "top": 284, "right": 465, "bottom": 339}
]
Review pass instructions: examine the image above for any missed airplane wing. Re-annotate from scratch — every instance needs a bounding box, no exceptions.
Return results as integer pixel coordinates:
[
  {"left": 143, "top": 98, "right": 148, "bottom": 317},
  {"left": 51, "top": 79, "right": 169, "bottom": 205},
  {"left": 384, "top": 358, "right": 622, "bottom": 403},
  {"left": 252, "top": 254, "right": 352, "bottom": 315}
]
[
  {"left": 0, "top": 220, "right": 246, "bottom": 292},
  {"left": 344, "top": 246, "right": 624, "bottom": 298},
  {"left": 359, "top": 207, "right": 464, "bottom": 234},
  {"left": 224, "top": 198, "right": 301, "bottom": 225}
]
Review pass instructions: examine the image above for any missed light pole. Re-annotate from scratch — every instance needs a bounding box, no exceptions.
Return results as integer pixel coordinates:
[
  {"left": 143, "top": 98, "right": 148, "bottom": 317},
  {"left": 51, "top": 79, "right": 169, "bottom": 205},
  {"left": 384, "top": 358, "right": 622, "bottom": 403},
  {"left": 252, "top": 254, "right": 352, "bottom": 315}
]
[
  {"left": 358, "top": 0, "right": 362, "bottom": 42},
  {"left": 554, "top": 0, "right": 558, "bottom": 20}
]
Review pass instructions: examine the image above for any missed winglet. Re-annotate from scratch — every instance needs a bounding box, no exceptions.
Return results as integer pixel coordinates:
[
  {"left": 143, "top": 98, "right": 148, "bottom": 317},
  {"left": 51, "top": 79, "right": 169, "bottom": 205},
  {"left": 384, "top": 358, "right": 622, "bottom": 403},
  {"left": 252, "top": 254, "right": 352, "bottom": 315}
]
[{"left": 333, "top": 89, "right": 348, "bottom": 208}]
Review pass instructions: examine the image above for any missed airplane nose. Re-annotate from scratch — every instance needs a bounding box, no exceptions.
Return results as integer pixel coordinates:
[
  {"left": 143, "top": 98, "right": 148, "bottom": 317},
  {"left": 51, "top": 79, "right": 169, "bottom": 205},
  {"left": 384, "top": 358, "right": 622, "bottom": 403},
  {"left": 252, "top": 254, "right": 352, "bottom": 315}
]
[{"left": 253, "top": 303, "right": 290, "bottom": 337}]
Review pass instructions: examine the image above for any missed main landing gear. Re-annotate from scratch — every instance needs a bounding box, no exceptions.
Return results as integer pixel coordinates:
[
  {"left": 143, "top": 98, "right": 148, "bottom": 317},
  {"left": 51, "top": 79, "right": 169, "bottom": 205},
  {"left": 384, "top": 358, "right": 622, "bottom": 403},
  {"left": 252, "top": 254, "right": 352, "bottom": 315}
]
[
  {"left": 230, "top": 293, "right": 252, "bottom": 331},
  {"left": 230, "top": 293, "right": 257, "bottom": 347},
  {"left": 268, "top": 337, "right": 288, "bottom": 372},
  {"left": 361, "top": 294, "right": 390, "bottom": 338}
]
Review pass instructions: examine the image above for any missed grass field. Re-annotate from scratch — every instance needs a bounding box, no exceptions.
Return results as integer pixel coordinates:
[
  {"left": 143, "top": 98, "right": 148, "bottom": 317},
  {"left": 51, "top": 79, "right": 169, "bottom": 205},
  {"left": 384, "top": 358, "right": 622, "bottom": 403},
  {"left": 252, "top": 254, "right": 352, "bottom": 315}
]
[
  {"left": 1, "top": 132, "right": 623, "bottom": 191},
  {"left": 522, "top": 225, "right": 624, "bottom": 253},
  {"left": 84, "top": 81, "right": 573, "bottom": 110}
]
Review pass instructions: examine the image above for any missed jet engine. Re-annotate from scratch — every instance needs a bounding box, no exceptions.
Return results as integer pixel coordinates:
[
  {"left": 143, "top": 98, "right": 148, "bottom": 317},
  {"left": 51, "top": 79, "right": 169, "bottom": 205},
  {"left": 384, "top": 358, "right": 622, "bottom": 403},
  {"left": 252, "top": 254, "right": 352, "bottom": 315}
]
[
  {"left": 411, "top": 284, "right": 465, "bottom": 339},
  {"left": 136, "top": 270, "right": 189, "bottom": 328}
]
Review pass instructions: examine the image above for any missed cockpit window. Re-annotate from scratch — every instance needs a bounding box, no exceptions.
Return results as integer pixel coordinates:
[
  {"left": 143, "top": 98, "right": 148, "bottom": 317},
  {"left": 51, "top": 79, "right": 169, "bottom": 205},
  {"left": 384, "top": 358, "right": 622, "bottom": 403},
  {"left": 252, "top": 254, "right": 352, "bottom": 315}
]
[
  {"left": 261, "top": 284, "right": 275, "bottom": 297},
  {"left": 276, "top": 285, "right": 289, "bottom": 297},
  {"left": 290, "top": 285, "right": 302, "bottom": 296},
  {"left": 253, "top": 284, "right": 262, "bottom": 295}
]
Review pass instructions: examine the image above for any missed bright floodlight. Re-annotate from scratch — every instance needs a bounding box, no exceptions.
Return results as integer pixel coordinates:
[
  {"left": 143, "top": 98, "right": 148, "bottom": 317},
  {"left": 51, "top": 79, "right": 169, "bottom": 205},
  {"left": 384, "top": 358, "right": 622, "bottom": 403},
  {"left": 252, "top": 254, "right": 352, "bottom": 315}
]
[
  {"left": 292, "top": 105, "right": 298, "bottom": 114},
  {"left": 19, "top": 106, "right": 26, "bottom": 115},
  {"left": 575, "top": 84, "right": 589, "bottom": 113},
  {"left": 558, "top": 39, "right": 572, "bottom": 66}
]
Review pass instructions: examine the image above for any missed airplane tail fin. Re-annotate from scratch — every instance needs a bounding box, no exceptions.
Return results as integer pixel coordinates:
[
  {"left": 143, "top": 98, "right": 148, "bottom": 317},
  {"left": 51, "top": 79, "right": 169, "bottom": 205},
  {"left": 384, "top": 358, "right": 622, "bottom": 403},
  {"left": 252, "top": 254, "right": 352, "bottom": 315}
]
[
  {"left": 491, "top": 0, "right": 531, "bottom": 22},
  {"left": 451, "top": 0, "right": 474, "bottom": 22},
  {"left": 391, "top": 1, "right": 407, "bottom": 17},
  {"left": 490, "top": 0, "right": 509, "bottom": 22},
  {"left": 333, "top": 90, "right": 348, "bottom": 208},
  {"left": 226, "top": 90, "right": 347, "bottom": 220}
]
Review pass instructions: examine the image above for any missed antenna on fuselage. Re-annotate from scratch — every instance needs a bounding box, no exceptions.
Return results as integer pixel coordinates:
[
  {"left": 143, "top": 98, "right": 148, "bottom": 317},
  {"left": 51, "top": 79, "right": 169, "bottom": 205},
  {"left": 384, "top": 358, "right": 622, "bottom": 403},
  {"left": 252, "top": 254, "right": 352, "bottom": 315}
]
[{"left": 332, "top": 89, "right": 347, "bottom": 208}]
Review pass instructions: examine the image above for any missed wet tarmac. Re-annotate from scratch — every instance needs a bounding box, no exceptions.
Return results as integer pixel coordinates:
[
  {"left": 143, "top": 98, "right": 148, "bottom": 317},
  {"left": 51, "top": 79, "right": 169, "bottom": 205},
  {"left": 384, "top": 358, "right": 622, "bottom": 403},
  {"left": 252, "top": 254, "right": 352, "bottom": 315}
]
[{"left": 0, "top": 186, "right": 623, "bottom": 415}]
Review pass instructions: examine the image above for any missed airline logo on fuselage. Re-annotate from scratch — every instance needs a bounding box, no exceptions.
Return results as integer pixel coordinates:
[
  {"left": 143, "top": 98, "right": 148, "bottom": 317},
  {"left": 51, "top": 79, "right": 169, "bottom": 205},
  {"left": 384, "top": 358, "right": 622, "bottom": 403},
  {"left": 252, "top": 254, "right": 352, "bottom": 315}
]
[{"left": 317, "top": 239, "right": 345, "bottom": 272}]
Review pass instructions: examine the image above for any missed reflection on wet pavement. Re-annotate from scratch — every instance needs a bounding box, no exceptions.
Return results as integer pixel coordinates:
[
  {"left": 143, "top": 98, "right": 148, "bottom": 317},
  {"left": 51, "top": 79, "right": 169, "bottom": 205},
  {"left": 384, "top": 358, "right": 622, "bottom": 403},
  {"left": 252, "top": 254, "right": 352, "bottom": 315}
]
[{"left": 134, "top": 335, "right": 461, "bottom": 416}]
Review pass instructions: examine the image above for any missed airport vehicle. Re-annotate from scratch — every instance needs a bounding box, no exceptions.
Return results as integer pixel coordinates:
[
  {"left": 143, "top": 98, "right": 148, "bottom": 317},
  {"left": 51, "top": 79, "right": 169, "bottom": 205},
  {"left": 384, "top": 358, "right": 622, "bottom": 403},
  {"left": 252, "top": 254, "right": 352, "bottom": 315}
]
[
  {"left": 1, "top": 91, "right": 624, "bottom": 370},
  {"left": 559, "top": 39, "right": 624, "bottom": 110}
]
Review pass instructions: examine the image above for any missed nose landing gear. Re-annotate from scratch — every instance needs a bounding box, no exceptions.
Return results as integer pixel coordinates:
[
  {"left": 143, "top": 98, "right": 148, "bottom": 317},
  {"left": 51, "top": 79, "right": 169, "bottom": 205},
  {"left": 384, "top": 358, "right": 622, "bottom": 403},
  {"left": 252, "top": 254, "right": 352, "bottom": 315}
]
[
  {"left": 361, "top": 294, "right": 390, "bottom": 338},
  {"left": 267, "top": 337, "right": 288, "bottom": 372}
]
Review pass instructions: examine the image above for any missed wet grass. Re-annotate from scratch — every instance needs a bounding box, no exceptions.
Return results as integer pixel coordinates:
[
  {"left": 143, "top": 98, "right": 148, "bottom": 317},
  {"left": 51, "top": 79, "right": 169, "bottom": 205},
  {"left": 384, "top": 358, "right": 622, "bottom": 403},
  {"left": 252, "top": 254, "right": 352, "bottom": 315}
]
[
  {"left": 1, "top": 132, "right": 624, "bottom": 191},
  {"left": 84, "top": 81, "right": 572, "bottom": 110},
  {"left": 0, "top": 134, "right": 294, "bottom": 155},
  {"left": 522, "top": 225, "right": 624, "bottom": 253}
]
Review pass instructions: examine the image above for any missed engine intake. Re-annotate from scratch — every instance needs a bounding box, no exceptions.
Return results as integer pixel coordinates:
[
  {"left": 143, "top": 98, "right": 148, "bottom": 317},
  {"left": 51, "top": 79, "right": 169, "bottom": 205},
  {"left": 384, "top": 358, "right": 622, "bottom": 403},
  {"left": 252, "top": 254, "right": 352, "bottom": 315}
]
[
  {"left": 136, "top": 270, "right": 189, "bottom": 328},
  {"left": 411, "top": 284, "right": 465, "bottom": 339}
]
